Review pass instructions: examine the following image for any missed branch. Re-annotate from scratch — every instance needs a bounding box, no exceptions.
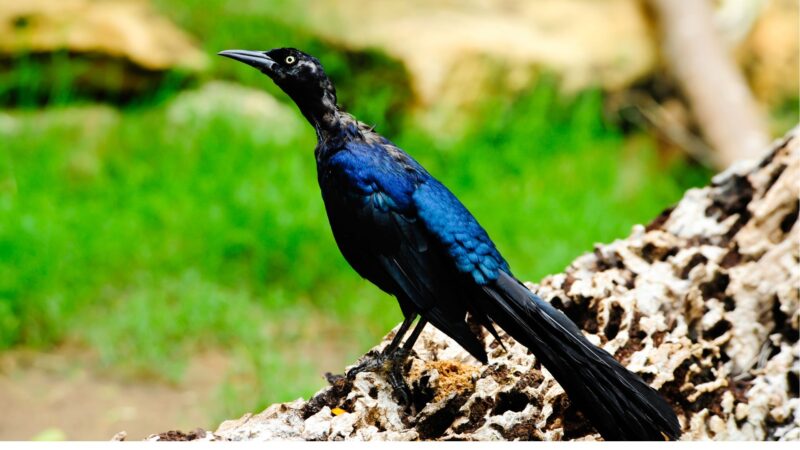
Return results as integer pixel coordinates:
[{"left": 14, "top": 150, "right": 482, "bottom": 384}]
[{"left": 646, "top": 0, "right": 771, "bottom": 169}]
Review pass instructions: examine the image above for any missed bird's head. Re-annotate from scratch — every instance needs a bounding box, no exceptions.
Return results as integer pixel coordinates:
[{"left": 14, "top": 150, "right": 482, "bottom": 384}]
[{"left": 218, "top": 48, "right": 338, "bottom": 129}]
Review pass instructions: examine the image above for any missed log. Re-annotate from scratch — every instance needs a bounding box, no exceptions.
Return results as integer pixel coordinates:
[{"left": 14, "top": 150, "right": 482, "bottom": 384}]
[{"left": 147, "top": 126, "right": 799, "bottom": 441}]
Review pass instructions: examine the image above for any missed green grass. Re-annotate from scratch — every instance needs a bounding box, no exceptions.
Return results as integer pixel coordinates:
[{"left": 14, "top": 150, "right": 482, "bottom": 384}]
[
  {"left": 0, "top": 82, "right": 709, "bottom": 416},
  {"left": 0, "top": 0, "right": 713, "bottom": 420}
]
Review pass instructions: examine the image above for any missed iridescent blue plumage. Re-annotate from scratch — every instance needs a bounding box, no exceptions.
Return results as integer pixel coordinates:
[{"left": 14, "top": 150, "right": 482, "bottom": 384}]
[
  {"left": 414, "top": 178, "right": 509, "bottom": 285},
  {"left": 219, "top": 46, "right": 681, "bottom": 441},
  {"left": 326, "top": 138, "right": 509, "bottom": 286}
]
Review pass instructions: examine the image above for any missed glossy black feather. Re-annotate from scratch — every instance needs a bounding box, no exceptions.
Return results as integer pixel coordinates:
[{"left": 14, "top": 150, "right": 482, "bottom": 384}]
[
  {"left": 220, "top": 47, "right": 682, "bottom": 441},
  {"left": 479, "top": 272, "right": 681, "bottom": 440}
]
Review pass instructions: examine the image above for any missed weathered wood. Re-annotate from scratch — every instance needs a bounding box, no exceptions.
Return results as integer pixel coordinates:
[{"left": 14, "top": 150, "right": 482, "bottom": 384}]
[{"left": 150, "top": 126, "right": 799, "bottom": 441}]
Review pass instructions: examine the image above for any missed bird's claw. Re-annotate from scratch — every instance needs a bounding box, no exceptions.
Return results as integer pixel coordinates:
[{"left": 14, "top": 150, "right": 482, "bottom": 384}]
[
  {"left": 346, "top": 348, "right": 413, "bottom": 405},
  {"left": 345, "top": 353, "right": 384, "bottom": 379},
  {"left": 386, "top": 363, "right": 412, "bottom": 405}
]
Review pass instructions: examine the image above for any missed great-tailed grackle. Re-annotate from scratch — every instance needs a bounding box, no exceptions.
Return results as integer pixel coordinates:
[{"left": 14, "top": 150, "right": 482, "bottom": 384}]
[{"left": 219, "top": 47, "right": 681, "bottom": 441}]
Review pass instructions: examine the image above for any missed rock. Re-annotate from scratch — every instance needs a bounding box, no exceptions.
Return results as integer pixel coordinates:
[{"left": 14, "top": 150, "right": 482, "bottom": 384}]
[
  {"left": 213, "top": 399, "right": 306, "bottom": 441},
  {"left": 147, "top": 126, "right": 798, "bottom": 440},
  {"left": 0, "top": 0, "right": 207, "bottom": 71},
  {"left": 300, "top": 0, "right": 655, "bottom": 134},
  {"left": 0, "top": 0, "right": 208, "bottom": 101},
  {"left": 304, "top": 0, "right": 655, "bottom": 101},
  {"left": 329, "top": 409, "right": 358, "bottom": 440},
  {"left": 110, "top": 431, "right": 127, "bottom": 441},
  {"left": 0, "top": 111, "right": 19, "bottom": 136},
  {"left": 165, "top": 81, "right": 304, "bottom": 144},
  {"left": 301, "top": 407, "right": 332, "bottom": 441},
  {"left": 296, "top": 0, "right": 794, "bottom": 136},
  {"left": 146, "top": 429, "right": 209, "bottom": 442},
  {"left": 736, "top": 0, "right": 800, "bottom": 108}
]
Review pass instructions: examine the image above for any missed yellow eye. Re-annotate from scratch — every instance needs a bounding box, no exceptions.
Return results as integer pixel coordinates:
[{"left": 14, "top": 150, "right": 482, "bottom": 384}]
[{"left": 285, "top": 55, "right": 296, "bottom": 64}]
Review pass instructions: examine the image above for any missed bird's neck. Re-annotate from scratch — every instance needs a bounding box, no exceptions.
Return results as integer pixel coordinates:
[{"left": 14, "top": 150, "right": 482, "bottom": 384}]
[{"left": 291, "top": 90, "right": 345, "bottom": 142}]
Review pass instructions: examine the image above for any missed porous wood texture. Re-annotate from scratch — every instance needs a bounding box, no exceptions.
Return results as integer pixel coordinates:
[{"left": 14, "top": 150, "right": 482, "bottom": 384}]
[{"left": 151, "top": 127, "right": 798, "bottom": 441}]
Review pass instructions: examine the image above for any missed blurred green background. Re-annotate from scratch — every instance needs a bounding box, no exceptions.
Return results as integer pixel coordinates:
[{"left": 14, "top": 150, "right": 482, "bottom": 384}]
[{"left": 0, "top": 0, "right": 796, "bottom": 441}]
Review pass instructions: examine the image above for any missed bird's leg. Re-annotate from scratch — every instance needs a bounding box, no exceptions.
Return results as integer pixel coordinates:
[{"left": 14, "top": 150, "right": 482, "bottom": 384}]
[
  {"left": 345, "top": 317, "right": 428, "bottom": 405},
  {"left": 382, "top": 314, "right": 416, "bottom": 356},
  {"left": 384, "top": 318, "right": 427, "bottom": 405},
  {"left": 346, "top": 315, "right": 415, "bottom": 379}
]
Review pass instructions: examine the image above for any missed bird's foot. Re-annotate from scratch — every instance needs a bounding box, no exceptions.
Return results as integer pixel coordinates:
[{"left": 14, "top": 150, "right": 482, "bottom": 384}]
[{"left": 346, "top": 348, "right": 412, "bottom": 405}]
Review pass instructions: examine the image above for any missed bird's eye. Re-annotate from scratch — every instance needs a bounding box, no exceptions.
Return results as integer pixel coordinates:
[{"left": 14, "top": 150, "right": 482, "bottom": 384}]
[{"left": 285, "top": 56, "right": 296, "bottom": 64}]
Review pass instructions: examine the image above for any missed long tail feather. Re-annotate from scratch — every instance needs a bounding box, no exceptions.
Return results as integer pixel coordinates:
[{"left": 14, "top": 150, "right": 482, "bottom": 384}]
[{"left": 477, "top": 272, "right": 681, "bottom": 441}]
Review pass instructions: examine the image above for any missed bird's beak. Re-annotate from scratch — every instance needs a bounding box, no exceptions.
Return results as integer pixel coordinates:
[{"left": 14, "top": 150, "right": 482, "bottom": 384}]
[{"left": 218, "top": 49, "right": 276, "bottom": 72}]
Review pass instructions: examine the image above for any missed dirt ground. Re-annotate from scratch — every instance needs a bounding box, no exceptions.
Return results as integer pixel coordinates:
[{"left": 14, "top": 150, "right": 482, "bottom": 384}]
[
  {"left": 0, "top": 349, "right": 229, "bottom": 441},
  {"left": 0, "top": 311, "right": 369, "bottom": 441}
]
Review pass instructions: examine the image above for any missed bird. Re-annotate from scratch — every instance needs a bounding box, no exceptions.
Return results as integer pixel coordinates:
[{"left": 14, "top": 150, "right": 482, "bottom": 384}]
[{"left": 218, "top": 47, "right": 681, "bottom": 441}]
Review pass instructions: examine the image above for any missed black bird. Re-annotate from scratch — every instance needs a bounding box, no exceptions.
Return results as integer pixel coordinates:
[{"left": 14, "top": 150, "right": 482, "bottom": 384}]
[{"left": 218, "top": 47, "right": 681, "bottom": 441}]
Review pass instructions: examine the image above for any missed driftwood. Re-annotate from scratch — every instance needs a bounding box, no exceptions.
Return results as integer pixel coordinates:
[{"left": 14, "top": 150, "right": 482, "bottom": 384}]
[{"left": 147, "top": 127, "right": 799, "bottom": 441}]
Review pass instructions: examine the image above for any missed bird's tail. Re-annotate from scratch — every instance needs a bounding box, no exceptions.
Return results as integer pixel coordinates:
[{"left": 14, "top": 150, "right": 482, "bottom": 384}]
[{"left": 477, "top": 271, "right": 681, "bottom": 441}]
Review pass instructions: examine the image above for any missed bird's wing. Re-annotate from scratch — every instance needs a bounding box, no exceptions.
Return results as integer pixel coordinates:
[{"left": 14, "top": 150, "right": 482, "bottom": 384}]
[
  {"left": 329, "top": 142, "right": 509, "bottom": 362},
  {"left": 411, "top": 177, "right": 509, "bottom": 285}
]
